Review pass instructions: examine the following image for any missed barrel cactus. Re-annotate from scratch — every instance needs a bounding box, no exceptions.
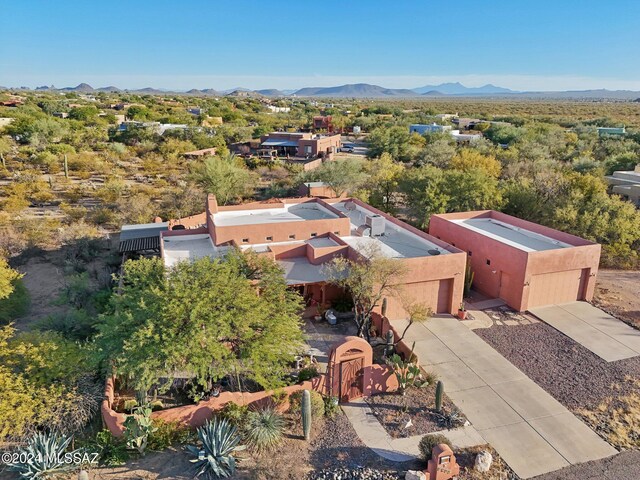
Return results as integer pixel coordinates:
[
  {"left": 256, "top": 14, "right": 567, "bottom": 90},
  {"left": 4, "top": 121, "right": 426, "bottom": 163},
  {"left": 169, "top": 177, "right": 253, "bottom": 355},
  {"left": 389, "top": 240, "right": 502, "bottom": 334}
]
[
  {"left": 435, "top": 380, "right": 444, "bottom": 412},
  {"left": 302, "top": 389, "right": 312, "bottom": 441}
]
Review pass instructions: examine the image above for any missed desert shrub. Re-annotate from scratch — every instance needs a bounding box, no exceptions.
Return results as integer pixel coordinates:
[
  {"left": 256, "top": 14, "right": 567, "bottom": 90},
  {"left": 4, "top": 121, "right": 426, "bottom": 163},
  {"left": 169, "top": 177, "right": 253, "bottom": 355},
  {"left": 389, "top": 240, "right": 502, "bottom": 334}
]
[
  {"left": 418, "top": 433, "right": 452, "bottom": 461},
  {"left": 218, "top": 401, "right": 249, "bottom": 425},
  {"left": 289, "top": 390, "right": 325, "bottom": 419},
  {"left": 92, "top": 429, "right": 130, "bottom": 466},
  {"left": 332, "top": 295, "right": 354, "bottom": 313},
  {"left": 147, "top": 419, "right": 193, "bottom": 451},
  {"left": 298, "top": 366, "right": 319, "bottom": 382},
  {"left": 0, "top": 279, "right": 29, "bottom": 324},
  {"left": 243, "top": 407, "right": 285, "bottom": 451},
  {"left": 270, "top": 388, "right": 288, "bottom": 408},
  {"left": 35, "top": 309, "right": 97, "bottom": 341},
  {"left": 324, "top": 396, "right": 340, "bottom": 418}
]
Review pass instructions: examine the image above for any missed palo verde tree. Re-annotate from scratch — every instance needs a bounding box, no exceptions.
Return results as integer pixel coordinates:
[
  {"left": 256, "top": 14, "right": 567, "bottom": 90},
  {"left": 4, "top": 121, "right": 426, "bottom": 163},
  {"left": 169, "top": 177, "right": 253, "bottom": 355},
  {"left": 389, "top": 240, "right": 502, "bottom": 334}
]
[
  {"left": 96, "top": 250, "right": 305, "bottom": 397},
  {"left": 322, "top": 243, "right": 407, "bottom": 342},
  {"left": 190, "top": 153, "right": 256, "bottom": 205}
]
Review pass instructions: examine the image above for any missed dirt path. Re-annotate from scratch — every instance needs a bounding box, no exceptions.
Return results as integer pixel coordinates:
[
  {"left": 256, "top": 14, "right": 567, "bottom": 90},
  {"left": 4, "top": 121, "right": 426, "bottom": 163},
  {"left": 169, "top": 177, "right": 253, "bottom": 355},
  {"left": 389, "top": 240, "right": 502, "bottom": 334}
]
[
  {"left": 594, "top": 269, "right": 640, "bottom": 329},
  {"left": 13, "top": 253, "right": 68, "bottom": 330}
]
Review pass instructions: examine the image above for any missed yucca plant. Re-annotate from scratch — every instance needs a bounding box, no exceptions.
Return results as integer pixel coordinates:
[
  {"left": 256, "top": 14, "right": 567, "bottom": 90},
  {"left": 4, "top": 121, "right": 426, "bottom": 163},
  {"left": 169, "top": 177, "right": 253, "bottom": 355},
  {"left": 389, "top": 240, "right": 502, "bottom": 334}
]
[
  {"left": 243, "top": 407, "right": 285, "bottom": 451},
  {"left": 187, "top": 418, "right": 245, "bottom": 479},
  {"left": 7, "top": 432, "right": 78, "bottom": 479}
]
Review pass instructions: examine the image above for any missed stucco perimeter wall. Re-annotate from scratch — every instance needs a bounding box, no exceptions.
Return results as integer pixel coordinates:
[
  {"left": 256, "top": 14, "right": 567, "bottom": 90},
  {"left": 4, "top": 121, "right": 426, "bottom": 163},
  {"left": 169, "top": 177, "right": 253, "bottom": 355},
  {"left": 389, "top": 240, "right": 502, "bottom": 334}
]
[
  {"left": 102, "top": 375, "right": 327, "bottom": 437},
  {"left": 429, "top": 214, "right": 529, "bottom": 308}
]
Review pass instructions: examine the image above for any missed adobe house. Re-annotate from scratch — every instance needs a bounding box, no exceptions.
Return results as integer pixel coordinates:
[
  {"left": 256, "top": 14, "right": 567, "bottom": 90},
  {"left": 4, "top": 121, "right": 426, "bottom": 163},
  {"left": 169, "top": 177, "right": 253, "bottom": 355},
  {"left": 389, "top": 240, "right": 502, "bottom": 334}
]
[
  {"left": 159, "top": 195, "right": 467, "bottom": 318},
  {"left": 259, "top": 132, "right": 341, "bottom": 158},
  {"left": 429, "top": 210, "right": 601, "bottom": 311}
]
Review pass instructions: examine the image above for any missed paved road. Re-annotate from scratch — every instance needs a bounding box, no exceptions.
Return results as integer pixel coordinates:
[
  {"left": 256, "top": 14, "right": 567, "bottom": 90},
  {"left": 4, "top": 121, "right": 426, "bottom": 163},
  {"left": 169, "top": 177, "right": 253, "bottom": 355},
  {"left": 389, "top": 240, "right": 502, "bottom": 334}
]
[
  {"left": 392, "top": 315, "right": 618, "bottom": 479},
  {"left": 530, "top": 302, "right": 640, "bottom": 361}
]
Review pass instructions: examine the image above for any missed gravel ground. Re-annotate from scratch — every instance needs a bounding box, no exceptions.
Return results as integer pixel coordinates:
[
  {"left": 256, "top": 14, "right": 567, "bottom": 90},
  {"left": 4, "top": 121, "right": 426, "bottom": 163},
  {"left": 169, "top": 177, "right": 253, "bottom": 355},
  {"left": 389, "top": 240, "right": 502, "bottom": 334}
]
[
  {"left": 365, "top": 387, "right": 464, "bottom": 439},
  {"left": 475, "top": 322, "right": 640, "bottom": 411}
]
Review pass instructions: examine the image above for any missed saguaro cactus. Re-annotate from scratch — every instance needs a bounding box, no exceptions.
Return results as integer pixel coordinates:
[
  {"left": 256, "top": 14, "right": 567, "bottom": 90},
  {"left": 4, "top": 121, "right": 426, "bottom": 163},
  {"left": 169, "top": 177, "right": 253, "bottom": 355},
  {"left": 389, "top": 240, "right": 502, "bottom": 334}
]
[
  {"left": 385, "top": 329, "right": 394, "bottom": 357},
  {"left": 381, "top": 297, "right": 388, "bottom": 317},
  {"left": 63, "top": 154, "right": 69, "bottom": 178},
  {"left": 302, "top": 389, "right": 312, "bottom": 441},
  {"left": 435, "top": 380, "right": 444, "bottom": 412}
]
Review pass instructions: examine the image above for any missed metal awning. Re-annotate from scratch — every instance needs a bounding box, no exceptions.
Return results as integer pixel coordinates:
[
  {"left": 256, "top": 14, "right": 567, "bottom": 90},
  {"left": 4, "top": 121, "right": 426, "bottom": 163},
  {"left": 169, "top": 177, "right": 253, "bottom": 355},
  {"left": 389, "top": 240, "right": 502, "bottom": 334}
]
[
  {"left": 119, "top": 236, "right": 161, "bottom": 253},
  {"left": 261, "top": 140, "right": 299, "bottom": 147}
]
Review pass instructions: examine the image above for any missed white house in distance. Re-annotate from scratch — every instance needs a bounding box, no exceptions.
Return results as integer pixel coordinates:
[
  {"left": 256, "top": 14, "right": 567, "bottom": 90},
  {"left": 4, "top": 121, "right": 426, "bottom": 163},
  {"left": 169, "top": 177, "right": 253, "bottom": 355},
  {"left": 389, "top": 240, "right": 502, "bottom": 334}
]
[
  {"left": 605, "top": 164, "right": 640, "bottom": 206},
  {"left": 410, "top": 123, "right": 481, "bottom": 143}
]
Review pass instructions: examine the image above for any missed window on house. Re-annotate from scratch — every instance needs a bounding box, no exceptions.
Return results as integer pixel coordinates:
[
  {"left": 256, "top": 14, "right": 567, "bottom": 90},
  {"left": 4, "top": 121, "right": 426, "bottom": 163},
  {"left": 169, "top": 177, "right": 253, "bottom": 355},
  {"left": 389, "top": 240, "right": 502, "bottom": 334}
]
[
  {"left": 486, "top": 259, "right": 491, "bottom": 265},
  {"left": 334, "top": 231, "right": 340, "bottom": 235},
  {"left": 242, "top": 238, "right": 249, "bottom": 243},
  {"left": 310, "top": 232, "right": 317, "bottom": 237},
  {"left": 289, "top": 234, "right": 296, "bottom": 239},
  {"left": 266, "top": 236, "right": 273, "bottom": 241}
]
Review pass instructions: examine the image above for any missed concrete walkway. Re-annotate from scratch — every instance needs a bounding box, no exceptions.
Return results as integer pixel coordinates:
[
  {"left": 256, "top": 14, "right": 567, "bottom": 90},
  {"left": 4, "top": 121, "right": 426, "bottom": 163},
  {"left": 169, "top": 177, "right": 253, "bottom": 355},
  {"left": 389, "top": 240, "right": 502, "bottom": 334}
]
[
  {"left": 392, "top": 315, "right": 617, "bottom": 479},
  {"left": 341, "top": 399, "right": 485, "bottom": 462},
  {"left": 530, "top": 302, "right": 640, "bottom": 362}
]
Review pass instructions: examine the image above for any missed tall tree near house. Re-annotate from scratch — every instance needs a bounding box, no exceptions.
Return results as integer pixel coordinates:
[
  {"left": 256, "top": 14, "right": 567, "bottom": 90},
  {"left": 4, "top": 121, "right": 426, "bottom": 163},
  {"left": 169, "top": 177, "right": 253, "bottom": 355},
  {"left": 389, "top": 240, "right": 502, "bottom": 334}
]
[
  {"left": 96, "top": 251, "right": 305, "bottom": 396},
  {"left": 305, "top": 158, "right": 368, "bottom": 197},
  {"left": 322, "top": 243, "right": 407, "bottom": 342},
  {"left": 365, "top": 153, "right": 404, "bottom": 213},
  {"left": 190, "top": 153, "right": 256, "bottom": 205}
]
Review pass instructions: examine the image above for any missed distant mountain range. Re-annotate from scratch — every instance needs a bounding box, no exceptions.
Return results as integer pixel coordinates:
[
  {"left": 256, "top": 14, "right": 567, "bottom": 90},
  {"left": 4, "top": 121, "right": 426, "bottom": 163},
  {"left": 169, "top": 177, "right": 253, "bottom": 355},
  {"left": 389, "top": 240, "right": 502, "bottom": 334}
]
[{"left": 13, "top": 82, "right": 640, "bottom": 100}]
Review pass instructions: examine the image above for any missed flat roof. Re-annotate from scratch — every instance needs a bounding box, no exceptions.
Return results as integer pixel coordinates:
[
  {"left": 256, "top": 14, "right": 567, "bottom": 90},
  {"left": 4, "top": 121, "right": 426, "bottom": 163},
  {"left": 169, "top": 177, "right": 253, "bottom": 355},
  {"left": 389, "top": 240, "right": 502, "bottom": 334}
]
[
  {"left": 278, "top": 257, "right": 329, "bottom": 285},
  {"left": 332, "top": 201, "right": 449, "bottom": 258},
  {"left": 120, "top": 222, "right": 169, "bottom": 241},
  {"left": 162, "top": 234, "right": 224, "bottom": 268},
  {"left": 451, "top": 218, "right": 572, "bottom": 252},
  {"left": 213, "top": 202, "right": 338, "bottom": 227}
]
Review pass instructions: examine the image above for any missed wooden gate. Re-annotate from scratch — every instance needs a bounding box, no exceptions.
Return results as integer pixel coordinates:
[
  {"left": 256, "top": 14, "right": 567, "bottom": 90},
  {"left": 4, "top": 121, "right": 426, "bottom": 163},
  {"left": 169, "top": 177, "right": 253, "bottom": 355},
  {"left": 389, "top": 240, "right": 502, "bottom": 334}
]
[{"left": 339, "top": 357, "right": 364, "bottom": 402}]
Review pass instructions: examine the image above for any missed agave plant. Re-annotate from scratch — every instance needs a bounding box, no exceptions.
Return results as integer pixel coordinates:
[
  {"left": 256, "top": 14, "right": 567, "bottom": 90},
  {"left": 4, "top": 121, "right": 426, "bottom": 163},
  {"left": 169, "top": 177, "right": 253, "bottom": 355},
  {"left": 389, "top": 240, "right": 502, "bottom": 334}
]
[
  {"left": 187, "top": 418, "right": 245, "bottom": 479},
  {"left": 7, "top": 432, "right": 78, "bottom": 479},
  {"left": 243, "top": 407, "right": 285, "bottom": 451}
]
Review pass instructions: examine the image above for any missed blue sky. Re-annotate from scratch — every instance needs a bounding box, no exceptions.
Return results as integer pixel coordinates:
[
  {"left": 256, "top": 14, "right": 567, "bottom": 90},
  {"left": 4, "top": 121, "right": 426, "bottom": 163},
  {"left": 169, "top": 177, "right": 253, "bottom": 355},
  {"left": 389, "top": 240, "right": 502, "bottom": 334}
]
[{"left": 1, "top": 0, "right": 639, "bottom": 91}]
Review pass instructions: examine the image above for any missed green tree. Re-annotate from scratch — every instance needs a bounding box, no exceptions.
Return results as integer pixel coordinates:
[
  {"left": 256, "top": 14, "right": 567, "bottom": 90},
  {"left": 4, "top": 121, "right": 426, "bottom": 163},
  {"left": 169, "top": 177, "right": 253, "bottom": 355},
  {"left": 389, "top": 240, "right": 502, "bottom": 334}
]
[
  {"left": 191, "top": 154, "right": 255, "bottom": 205},
  {"left": 365, "top": 153, "right": 404, "bottom": 212},
  {"left": 304, "top": 158, "right": 368, "bottom": 197},
  {"left": 450, "top": 149, "right": 502, "bottom": 178},
  {"left": 322, "top": 244, "right": 407, "bottom": 341},
  {"left": 96, "top": 253, "right": 305, "bottom": 395},
  {"left": 0, "top": 258, "right": 22, "bottom": 300}
]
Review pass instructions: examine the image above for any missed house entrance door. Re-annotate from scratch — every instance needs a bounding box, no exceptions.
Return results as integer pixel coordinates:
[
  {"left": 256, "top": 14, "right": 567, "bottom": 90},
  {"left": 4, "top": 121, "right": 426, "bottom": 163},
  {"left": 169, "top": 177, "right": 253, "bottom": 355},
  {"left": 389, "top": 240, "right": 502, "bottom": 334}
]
[{"left": 339, "top": 357, "right": 364, "bottom": 402}]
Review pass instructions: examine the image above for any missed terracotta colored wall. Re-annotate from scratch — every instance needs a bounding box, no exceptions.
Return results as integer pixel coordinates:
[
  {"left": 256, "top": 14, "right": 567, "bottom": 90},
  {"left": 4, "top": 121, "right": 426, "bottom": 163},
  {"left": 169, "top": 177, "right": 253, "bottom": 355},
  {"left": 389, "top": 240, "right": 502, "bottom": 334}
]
[
  {"left": 102, "top": 376, "right": 327, "bottom": 436},
  {"left": 429, "top": 211, "right": 601, "bottom": 311},
  {"left": 214, "top": 217, "right": 351, "bottom": 246}
]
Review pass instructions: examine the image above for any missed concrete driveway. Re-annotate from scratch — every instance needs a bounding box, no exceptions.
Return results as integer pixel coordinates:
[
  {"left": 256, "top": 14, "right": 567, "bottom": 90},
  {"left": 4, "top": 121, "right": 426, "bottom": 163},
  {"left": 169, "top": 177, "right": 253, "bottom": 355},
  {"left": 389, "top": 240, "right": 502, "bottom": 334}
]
[
  {"left": 529, "top": 302, "right": 640, "bottom": 362},
  {"left": 392, "top": 315, "right": 617, "bottom": 479}
]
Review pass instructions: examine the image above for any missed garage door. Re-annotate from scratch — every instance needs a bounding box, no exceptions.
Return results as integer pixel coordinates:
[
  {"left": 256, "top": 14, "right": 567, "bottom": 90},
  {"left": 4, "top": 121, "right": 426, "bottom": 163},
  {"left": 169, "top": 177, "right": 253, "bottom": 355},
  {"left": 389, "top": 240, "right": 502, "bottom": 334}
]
[
  {"left": 385, "top": 279, "right": 452, "bottom": 319},
  {"left": 528, "top": 270, "right": 585, "bottom": 308}
]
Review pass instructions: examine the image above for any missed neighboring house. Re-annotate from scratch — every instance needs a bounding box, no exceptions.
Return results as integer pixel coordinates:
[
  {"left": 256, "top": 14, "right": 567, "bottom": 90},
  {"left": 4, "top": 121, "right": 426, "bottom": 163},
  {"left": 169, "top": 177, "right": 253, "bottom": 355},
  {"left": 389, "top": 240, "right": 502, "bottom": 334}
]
[
  {"left": 452, "top": 117, "right": 481, "bottom": 130},
  {"left": 409, "top": 123, "right": 452, "bottom": 135},
  {"left": 259, "top": 132, "right": 341, "bottom": 159},
  {"left": 267, "top": 105, "right": 291, "bottom": 113},
  {"left": 183, "top": 147, "right": 217, "bottom": 159},
  {"left": 187, "top": 107, "right": 204, "bottom": 116},
  {"left": 117, "top": 121, "right": 190, "bottom": 135},
  {"left": 52, "top": 112, "right": 69, "bottom": 118},
  {"left": 0, "top": 100, "right": 22, "bottom": 107},
  {"left": 605, "top": 165, "right": 640, "bottom": 206},
  {"left": 160, "top": 195, "right": 467, "bottom": 318},
  {"left": 597, "top": 126, "right": 626, "bottom": 136},
  {"left": 298, "top": 181, "right": 338, "bottom": 199},
  {"left": 313, "top": 115, "right": 333, "bottom": 132},
  {"left": 429, "top": 210, "right": 601, "bottom": 311},
  {"left": 450, "top": 130, "right": 482, "bottom": 143}
]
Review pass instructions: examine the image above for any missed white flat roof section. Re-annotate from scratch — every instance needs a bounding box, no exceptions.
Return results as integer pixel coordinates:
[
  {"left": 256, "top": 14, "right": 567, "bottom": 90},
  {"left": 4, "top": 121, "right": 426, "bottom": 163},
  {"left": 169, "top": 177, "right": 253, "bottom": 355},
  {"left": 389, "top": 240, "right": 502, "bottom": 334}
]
[
  {"left": 162, "top": 234, "right": 225, "bottom": 268},
  {"left": 451, "top": 218, "right": 573, "bottom": 252},
  {"left": 306, "top": 236, "right": 340, "bottom": 248},
  {"left": 213, "top": 203, "right": 338, "bottom": 227},
  {"left": 278, "top": 257, "right": 330, "bottom": 285},
  {"left": 332, "top": 201, "right": 449, "bottom": 258}
]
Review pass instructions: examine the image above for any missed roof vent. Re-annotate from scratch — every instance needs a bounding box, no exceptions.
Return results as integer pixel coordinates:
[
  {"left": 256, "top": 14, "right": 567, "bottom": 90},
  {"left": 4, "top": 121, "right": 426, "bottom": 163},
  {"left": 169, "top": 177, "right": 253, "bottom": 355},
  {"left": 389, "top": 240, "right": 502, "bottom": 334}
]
[
  {"left": 345, "top": 201, "right": 357, "bottom": 211},
  {"left": 428, "top": 249, "right": 441, "bottom": 256},
  {"left": 356, "top": 225, "right": 371, "bottom": 237}
]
